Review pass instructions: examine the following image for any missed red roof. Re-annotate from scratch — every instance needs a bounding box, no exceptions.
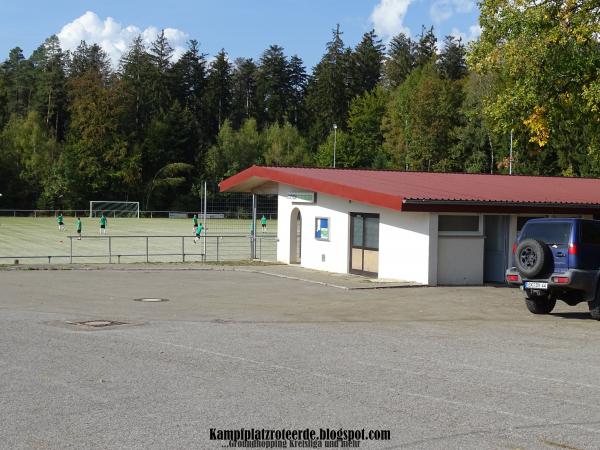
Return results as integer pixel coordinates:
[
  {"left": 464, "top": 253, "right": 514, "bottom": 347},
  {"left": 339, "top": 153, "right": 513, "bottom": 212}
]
[{"left": 219, "top": 166, "right": 600, "bottom": 213}]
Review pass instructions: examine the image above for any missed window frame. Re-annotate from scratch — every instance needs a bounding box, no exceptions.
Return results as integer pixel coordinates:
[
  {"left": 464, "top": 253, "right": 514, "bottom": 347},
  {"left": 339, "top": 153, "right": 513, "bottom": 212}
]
[{"left": 437, "top": 214, "right": 482, "bottom": 236}]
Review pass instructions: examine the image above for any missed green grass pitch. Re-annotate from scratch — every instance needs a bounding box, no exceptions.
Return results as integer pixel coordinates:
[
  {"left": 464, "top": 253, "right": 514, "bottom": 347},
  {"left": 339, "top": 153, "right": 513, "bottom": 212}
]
[{"left": 0, "top": 217, "right": 277, "bottom": 264}]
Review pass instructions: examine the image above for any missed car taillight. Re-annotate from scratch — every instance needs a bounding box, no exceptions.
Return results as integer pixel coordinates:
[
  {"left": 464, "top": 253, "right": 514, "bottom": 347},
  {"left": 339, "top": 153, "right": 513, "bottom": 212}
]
[
  {"left": 568, "top": 243, "right": 577, "bottom": 255},
  {"left": 552, "top": 276, "right": 570, "bottom": 284},
  {"left": 512, "top": 243, "right": 517, "bottom": 254},
  {"left": 507, "top": 274, "right": 519, "bottom": 282}
]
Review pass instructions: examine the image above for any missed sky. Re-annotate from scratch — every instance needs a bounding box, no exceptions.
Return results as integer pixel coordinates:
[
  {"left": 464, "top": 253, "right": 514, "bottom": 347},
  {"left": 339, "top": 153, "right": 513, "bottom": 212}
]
[{"left": 0, "top": 0, "right": 481, "bottom": 69}]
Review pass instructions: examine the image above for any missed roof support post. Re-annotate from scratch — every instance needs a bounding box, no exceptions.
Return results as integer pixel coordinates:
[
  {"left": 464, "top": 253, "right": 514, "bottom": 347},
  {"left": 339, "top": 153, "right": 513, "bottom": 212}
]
[{"left": 251, "top": 193, "right": 257, "bottom": 259}]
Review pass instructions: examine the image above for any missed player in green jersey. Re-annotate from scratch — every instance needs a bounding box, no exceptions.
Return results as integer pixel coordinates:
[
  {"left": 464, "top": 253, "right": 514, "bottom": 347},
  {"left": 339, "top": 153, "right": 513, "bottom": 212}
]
[
  {"left": 57, "top": 213, "right": 65, "bottom": 231},
  {"left": 76, "top": 217, "right": 82, "bottom": 240},
  {"left": 99, "top": 213, "right": 107, "bottom": 235},
  {"left": 261, "top": 215, "right": 267, "bottom": 232},
  {"left": 194, "top": 221, "right": 203, "bottom": 243},
  {"left": 193, "top": 214, "right": 199, "bottom": 234}
]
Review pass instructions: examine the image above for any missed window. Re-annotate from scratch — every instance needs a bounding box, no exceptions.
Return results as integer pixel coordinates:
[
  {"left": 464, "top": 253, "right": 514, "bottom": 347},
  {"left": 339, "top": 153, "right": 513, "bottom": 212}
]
[
  {"left": 315, "top": 217, "right": 330, "bottom": 241},
  {"left": 364, "top": 216, "right": 379, "bottom": 249},
  {"left": 438, "top": 215, "right": 480, "bottom": 233},
  {"left": 352, "top": 216, "right": 363, "bottom": 246}
]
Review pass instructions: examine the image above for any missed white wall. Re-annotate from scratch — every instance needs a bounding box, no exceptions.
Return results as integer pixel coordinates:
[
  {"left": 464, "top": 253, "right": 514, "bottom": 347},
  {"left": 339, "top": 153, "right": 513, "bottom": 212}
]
[
  {"left": 276, "top": 184, "right": 433, "bottom": 284},
  {"left": 378, "top": 209, "right": 432, "bottom": 284}
]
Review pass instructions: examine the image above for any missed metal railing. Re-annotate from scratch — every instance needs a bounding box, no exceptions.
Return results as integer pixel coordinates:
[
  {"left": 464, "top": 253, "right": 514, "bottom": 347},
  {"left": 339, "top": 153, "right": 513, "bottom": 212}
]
[
  {"left": 0, "top": 234, "right": 278, "bottom": 265},
  {"left": 0, "top": 209, "right": 89, "bottom": 217},
  {"left": 0, "top": 209, "right": 277, "bottom": 220}
]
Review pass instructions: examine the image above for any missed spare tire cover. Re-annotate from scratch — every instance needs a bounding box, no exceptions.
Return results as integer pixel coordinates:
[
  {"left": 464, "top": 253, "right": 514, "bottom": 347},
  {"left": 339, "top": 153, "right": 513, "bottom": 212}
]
[{"left": 515, "top": 238, "right": 550, "bottom": 278}]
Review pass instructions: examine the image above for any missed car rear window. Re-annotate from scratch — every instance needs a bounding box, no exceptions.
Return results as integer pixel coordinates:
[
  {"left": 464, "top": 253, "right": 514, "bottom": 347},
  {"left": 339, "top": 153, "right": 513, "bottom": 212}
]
[{"left": 520, "top": 222, "right": 572, "bottom": 245}]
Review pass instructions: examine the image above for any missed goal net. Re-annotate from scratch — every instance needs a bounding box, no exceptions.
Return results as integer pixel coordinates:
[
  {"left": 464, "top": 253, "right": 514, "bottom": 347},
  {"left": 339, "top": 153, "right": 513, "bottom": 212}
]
[{"left": 89, "top": 201, "right": 140, "bottom": 218}]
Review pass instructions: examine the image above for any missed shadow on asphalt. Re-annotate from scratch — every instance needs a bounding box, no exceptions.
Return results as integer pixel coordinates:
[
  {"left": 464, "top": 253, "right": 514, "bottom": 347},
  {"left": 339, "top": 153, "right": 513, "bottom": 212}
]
[
  {"left": 550, "top": 312, "right": 595, "bottom": 320},
  {"left": 484, "top": 283, "right": 517, "bottom": 289}
]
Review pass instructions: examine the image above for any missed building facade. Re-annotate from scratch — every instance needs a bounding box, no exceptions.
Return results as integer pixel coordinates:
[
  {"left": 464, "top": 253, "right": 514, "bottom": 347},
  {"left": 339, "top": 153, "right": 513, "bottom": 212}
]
[{"left": 221, "top": 166, "right": 600, "bottom": 285}]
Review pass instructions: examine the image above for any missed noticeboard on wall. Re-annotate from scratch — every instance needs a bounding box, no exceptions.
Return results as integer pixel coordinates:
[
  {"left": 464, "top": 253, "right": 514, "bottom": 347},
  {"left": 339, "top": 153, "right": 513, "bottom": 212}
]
[{"left": 315, "top": 217, "right": 330, "bottom": 241}]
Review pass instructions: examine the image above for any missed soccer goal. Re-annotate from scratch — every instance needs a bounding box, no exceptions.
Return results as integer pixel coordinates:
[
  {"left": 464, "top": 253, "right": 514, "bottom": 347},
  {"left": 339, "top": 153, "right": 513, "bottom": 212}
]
[{"left": 89, "top": 201, "right": 140, "bottom": 218}]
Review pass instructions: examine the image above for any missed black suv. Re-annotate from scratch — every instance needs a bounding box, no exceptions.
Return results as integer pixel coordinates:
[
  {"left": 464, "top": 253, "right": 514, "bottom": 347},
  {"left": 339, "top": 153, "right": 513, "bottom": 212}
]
[{"left": 506, "top": 218, "right": 600, "bottom": 319}]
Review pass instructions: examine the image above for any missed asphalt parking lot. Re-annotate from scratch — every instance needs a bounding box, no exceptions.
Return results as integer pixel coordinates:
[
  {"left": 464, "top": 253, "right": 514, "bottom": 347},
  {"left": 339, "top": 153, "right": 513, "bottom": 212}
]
[{"left": 1, "top": 267, "right": 600, "bottom": 449}]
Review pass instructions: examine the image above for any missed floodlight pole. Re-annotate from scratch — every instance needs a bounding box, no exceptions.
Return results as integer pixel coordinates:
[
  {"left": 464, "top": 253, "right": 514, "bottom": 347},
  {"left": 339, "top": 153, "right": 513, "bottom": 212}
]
[
  {"left": 332, "top": 124, "right": 337, "bottom": 168},
  {"left": 509, "top": 129, "right": 513, "bottom": 175}
]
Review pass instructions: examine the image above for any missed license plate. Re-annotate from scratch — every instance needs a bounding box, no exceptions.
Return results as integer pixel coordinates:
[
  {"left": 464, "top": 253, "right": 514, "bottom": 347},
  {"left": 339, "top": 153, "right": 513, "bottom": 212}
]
[{"left": 524, "top": 282, "right": 548, "bottom": 290}]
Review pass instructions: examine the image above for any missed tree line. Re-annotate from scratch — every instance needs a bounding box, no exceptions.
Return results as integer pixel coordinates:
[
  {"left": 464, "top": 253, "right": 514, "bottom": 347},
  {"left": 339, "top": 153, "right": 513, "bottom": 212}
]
[{"left": 1, "top": 0, "right": 599, "bottom": 210}]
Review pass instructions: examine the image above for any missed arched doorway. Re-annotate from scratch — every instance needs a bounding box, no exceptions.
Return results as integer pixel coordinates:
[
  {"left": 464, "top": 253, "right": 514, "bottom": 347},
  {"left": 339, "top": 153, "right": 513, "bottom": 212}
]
[{"left": 290, "top": 208, "right": 302, "bottom": 264}]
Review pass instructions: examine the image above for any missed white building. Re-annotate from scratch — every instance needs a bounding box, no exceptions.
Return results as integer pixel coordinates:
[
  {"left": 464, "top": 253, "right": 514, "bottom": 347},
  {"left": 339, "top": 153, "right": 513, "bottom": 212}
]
[{"left": 220, "top": 166, "right": 600, "bottom": 285}]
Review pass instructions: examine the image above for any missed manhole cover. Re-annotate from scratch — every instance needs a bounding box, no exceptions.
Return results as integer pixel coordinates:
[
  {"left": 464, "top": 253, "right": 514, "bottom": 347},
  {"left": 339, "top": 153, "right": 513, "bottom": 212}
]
[
  {"left": 69, "top": 320, "right": 126, "bottom": 328},
  {"left": 134, "top": 298, "right": 169, "bottom": 302}
]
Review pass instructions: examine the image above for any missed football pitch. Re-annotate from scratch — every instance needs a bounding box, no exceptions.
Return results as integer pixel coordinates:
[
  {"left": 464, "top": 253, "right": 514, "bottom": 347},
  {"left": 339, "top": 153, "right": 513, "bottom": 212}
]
[{"left": 0, "top": 217, "right": 277, "bottom": 264}]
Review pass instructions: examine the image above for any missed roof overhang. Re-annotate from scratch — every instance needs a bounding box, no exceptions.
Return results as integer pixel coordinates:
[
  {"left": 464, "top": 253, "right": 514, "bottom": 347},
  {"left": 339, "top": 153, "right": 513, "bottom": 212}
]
[
  {"left": 402, "top": 199, "right": 600, "bottom": 214},
  {"left": 220, "top": 166, "right": 600, "bottom": 215},
  {"left": 220, "top": 166, "right": 405, "bottom": 210}
]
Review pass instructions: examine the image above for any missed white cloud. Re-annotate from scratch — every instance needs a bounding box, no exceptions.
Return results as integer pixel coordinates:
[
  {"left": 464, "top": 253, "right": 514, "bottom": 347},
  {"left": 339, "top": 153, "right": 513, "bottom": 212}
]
[
  {"left": 57, "top": 11, "right": 188, "bottom": 67},
  {"left": 449, "top": 24, "right": 482, "bottom": 43},
  {"left": 370, "top": 0, "right": 415, "bottom": 41},
  {"left": 430, "top": 0, "right": 474, "bottom": 24}
]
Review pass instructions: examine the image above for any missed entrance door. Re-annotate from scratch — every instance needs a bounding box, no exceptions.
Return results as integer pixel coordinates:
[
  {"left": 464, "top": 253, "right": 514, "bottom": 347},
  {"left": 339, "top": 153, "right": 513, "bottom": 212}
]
[
  {"left": 350, "top": 213, "right": 379, "bottom": 276},
  {"left": 290, "top": 208, "right": 302, "bottom": 264},
  {"left": 484, "top": 215, "right": 509, "bottom": 282}
]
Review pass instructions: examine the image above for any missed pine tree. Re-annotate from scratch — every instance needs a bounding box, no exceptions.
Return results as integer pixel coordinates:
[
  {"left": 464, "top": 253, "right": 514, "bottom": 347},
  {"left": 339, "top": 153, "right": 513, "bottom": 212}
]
[
  {"left": 30, "top": 35, "right": 67, "bottom": 138},
  {"left": 287, "top": 55, "right": 307, "bottom": 128},
  {"left": 142, "top": 100, "right": 199, "bottom": 184},
  {"left": 149, "top": 30, "right": 174, "bottom": 112},
  {"left": 230, "top": 57, "right": 258, "bottom": 128},
  {"left": 414, "top": 26, "right": 437, "bottom": 68},
  {"left": 256, "top": 45, "right": 290, "bottom": 125},
  {"left": 204, "top": 49, "right": 233, "bottom": 137},
  {"left": 150, "top": 30, "right": 174, "bottom": 73},
  {"left": 120, "top": 36, "right": 155, "bottom": 142},
  {"left": 0, "top": 71, "right": 8, "bottom": 128},
  {"left": 68, "top": 42, "right": 111, "bottom": 80},
  {"left": 305, "top": 24, "right": 350, "bottom": 149},
  {"left": 438, "top": 36, "right": 467, "bottom": 81},
  {"left": 349, "top": 30, "right": 384, "bottom": 97},
  {"left": 171, "top": 40, "right": 207, "bottom": 146},
  {"left": 383, "top": 33, "right": 415, "bottom": 88},
  {"left": 2, "top": 47, "right": 34, "bottom": 116}
]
